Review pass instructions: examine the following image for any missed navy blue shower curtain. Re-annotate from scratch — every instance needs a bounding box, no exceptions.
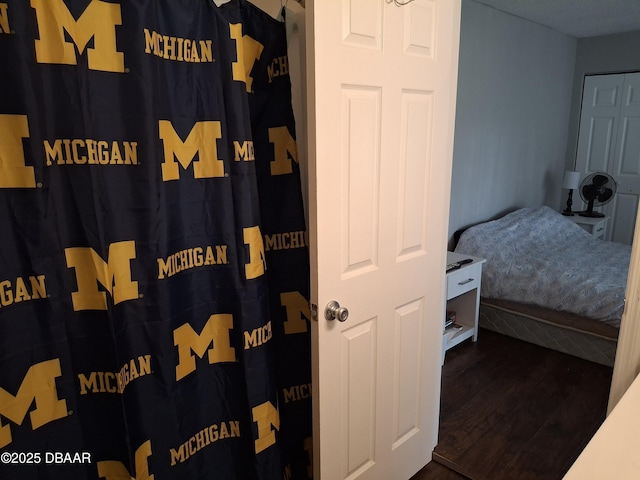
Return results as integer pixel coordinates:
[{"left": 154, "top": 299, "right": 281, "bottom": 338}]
[{"left": 0, "top": 1, "right": 311, "bottom": 479}]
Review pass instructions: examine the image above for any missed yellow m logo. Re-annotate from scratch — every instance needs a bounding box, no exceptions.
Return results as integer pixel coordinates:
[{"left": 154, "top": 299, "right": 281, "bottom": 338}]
[
  {"left": 159, "top": 120, "right": 225, "bottom": 181},
  {"left": 97, "top": 440, "right": 154, "bottom": 480},
  {"left": 252, "top": 401, "right": 280, "bottom": 454},
  {"left": 281, "top": 291, "right": 311, "bottom": 334},
  {"left": 31, "top": 0, "right": 124, "bottom": 72},
  {"left": 0, "top": 359, "right": 68, "bottom": 448},
  {"left": 65, "top": 241, "right": 139, "bottom": 311},
  {"left": 174, "top": 314, "right": 237, "bottom": 381},
  {"left": 0, "top": 115, "right": 36, "bottom": 188},
  {"left": 0, "top": 3, "right": 10, "bottom": 34},
  {"left": 229, "top": 23, "right": 264, "bottom": 93},
  {"left": 268, "top": 126, "right": 298, "bottom": 176}
]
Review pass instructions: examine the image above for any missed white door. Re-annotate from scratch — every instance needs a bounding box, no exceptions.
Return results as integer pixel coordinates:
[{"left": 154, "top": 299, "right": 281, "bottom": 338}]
[
  {"left": 575, "top": 72, "right": 640, "bottom": 244},
  {"left": 608, "top": 72, "right": 640, "bottom": 245},
  {"left": 306, "top": 1, "right": 461, "bottom": 479}
]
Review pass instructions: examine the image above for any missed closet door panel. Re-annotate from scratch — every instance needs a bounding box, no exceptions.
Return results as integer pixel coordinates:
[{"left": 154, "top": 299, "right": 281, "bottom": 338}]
[{"left": 575, "top": 74, "right": 622, "bottom": 181}]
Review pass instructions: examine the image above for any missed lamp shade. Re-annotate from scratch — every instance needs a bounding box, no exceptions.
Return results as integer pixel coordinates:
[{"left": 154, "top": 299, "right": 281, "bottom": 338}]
[{"left": 562, "top": 171, "right": 580, "bottom": 190}]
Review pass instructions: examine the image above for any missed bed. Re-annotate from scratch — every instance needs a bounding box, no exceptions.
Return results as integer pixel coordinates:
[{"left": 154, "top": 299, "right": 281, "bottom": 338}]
[{"left": 453, "top": 206, "right": 631, "bottom": 366}]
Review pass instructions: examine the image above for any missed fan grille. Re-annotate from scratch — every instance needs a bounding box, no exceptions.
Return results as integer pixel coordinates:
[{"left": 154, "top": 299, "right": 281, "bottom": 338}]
[{"left": 578, "top": 172, "right": 617, "bottom": 218}]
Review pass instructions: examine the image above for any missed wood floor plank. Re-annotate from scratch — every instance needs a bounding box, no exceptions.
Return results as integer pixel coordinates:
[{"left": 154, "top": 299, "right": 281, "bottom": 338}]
[
  {"left": 434, "top": 329, "right": 612, "bottom": 480},
  {"left": 437, "top": 334, "right": 544, "bottom": 463},
  {"left": 410, "top": 459, "right": 469, "bottom": 480},
  {"left": 493, "top": 357, "right": 611, "bottom": 479}
]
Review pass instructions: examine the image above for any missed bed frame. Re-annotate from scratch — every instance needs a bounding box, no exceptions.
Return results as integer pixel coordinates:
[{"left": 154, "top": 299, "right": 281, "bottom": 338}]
[{"left": 479, "top": 298, "right": 618, "bottom": 367}]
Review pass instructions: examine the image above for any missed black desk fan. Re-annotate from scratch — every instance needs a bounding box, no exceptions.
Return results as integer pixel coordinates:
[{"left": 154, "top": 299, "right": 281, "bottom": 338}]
[{"left": 579, "top": 172, "right": 617, "bottom": 218}]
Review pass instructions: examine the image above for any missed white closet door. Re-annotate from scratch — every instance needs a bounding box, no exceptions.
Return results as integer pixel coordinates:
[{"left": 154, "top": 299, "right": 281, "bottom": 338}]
[
  {"left": 607, "top": 72, "right": 640, "bottom": 245},
  {"left": 575, "top": 73, "right": 640, "bottom": 245}
]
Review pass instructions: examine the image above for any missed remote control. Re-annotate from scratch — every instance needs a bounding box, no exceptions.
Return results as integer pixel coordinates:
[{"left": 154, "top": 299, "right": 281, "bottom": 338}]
[{"left": 446, "top": 258, "right": 473, "bottom": 273}]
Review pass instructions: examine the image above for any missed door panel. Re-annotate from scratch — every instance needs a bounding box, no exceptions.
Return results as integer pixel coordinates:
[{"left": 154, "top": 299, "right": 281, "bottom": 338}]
[
  {"left": 610, "top": 192, "right": 638, "bottom": 245},
  {"left": 392, "top": 298, "right": 424, "bottom": 446},
  {"left": 575, "top": 75, "right": 621, "bottom": 179},
  {"left": 307, "top": 0, "right": 461, "bottom": 478},
  {"left": 397, "top": 91, "right": 432, "bottom": 259},
  {"left": 343, "top": 0, "right": 383, "bottom": 49},
  {"left": 342, "top": 318, "right": 376, "bottom": 474},
  {"left": 341, "top": 86, "right": 381, "bottom": 276}
]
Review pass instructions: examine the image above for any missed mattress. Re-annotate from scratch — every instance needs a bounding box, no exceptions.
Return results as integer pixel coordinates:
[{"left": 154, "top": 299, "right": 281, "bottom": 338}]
[{"left": 455, "top": 206, "right": 630, "bottom": 327}]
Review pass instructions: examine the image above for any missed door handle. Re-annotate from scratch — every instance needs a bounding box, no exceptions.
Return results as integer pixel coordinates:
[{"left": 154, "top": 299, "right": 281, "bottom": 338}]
[{"left": 325, "top": 300, "right": 349, "bottom": 322}]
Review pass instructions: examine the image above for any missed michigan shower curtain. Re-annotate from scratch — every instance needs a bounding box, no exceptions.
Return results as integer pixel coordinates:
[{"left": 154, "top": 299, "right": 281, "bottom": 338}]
[{"left": 0, "top": 1, "right": 311, "bottom": 479}]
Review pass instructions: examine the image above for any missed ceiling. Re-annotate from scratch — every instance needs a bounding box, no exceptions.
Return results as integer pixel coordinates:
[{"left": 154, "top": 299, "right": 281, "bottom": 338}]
[{"left": 472, "top": 0, "right": 640, "bottom": 38}]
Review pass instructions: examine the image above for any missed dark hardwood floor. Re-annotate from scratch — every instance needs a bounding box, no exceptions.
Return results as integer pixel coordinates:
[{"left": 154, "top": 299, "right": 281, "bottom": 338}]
[
  {"left": 411, "top": 328, "right": 612, "bottom": 480},
  {"left": 411, "top": 460, "right": 468, "bottom": 480}
]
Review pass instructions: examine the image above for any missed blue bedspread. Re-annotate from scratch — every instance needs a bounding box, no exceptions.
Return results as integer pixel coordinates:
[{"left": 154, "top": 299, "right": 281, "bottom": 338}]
[{"left": 454, "top": 206, "right": 631, "bottom": 327}]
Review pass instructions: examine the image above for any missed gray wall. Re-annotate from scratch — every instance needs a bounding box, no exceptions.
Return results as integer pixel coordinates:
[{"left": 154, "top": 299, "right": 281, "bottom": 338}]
[
  {"left": 448, "top": 0, "right": 576, "bottom": 243},
  {"left": 564, "top": 30, "right": 640, "bottom": 172}
]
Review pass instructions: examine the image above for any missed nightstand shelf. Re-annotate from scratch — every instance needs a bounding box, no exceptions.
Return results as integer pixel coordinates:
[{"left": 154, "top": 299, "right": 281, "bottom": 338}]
[{"left": 443, "top": 252, "right": 486, "bottom": 364}]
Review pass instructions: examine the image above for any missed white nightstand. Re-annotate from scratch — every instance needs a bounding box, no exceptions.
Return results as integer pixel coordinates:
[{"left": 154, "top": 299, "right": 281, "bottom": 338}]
[
  {"left": 567, "top": 214, "right": 608, "bottom": 239},
  {"left": 443, "top": 252, "right": 486, "bottom": 364}
]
